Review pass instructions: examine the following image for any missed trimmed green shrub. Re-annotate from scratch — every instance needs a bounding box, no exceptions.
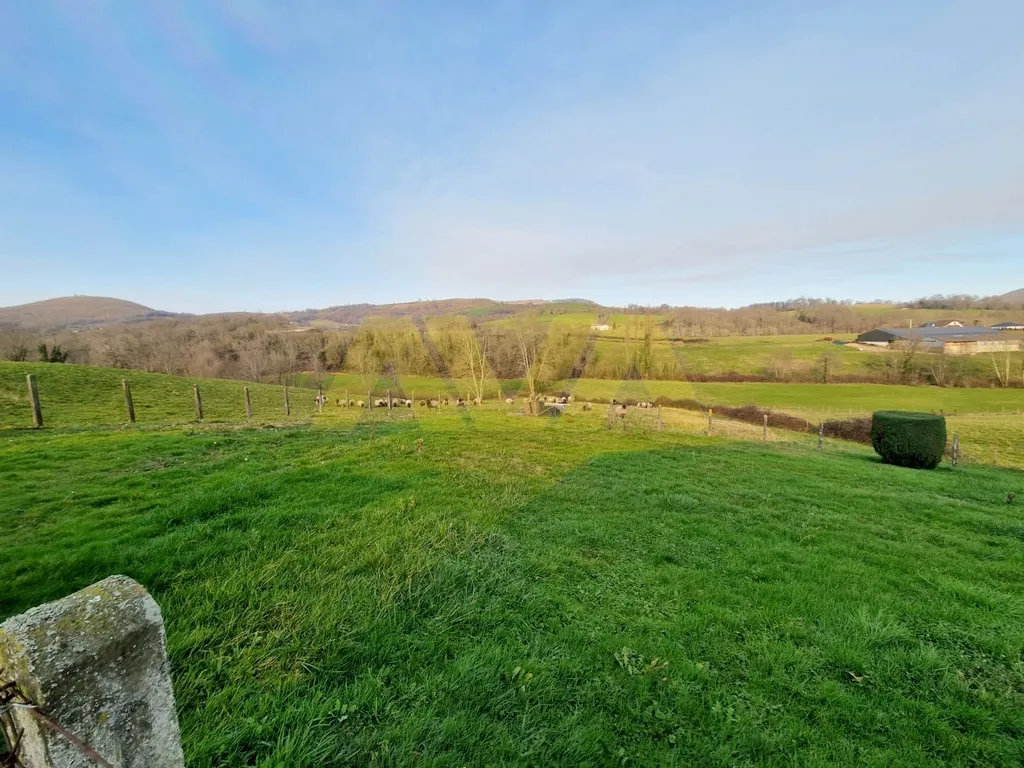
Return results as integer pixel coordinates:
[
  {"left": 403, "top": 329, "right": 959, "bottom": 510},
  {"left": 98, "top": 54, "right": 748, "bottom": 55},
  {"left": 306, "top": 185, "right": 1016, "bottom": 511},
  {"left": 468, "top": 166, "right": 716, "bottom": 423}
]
[{"left": 871, "top": 411, "right": 946, "bottom": 469}]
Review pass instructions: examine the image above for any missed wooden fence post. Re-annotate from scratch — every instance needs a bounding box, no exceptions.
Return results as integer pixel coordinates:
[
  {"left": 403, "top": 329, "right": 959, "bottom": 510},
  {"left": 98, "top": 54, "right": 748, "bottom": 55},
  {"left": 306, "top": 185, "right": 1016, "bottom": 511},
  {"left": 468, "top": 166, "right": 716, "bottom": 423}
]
[
  {"left": 193, "top": 385, "right": 203, "bottom": 421},
  {"left": 244, "top": 387, "right": 252, "bottom": 419},
  {"left": 818, "top": 421, "right": 824, "bottom": 451},
  {"left": 26, "top": 373, "right": 42, "bottom": 428},
  {"left": 762, "top": 413, "right": 768, "bottom": 441},
  {"left": 952, "top": 434, "right": 960, "bottom": 467},
  {"left": 284, "top": 386, "right": 290, "bottom": 416},
  {"left": 317, "top": 389, "right": 323, "bottom": 414},
  {"left": 707, "top": 408, "right": 713, "bottom": 436},
  {"left": 122, "top": 379, "right": 136, "bottom": 423},
  {"left": 368, "top": 391, "right": 373, "bottom": 409},
  {"left": 387, "top": 389, "right": 392, "bottom": 415}
]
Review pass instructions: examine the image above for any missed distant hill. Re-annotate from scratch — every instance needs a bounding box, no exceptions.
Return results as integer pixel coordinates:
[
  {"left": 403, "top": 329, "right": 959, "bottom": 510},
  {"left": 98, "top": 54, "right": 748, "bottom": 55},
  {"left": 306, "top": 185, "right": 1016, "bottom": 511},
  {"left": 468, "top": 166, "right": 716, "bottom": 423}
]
[
  {"left": 283, "top": 298, "right": 600, "bottom": 326},
  {"left": 997, "top": 288, "right": 1024, "bottom": 305},
  {"left": 0, "top": 296, "right": 176, "bottom": 331}
]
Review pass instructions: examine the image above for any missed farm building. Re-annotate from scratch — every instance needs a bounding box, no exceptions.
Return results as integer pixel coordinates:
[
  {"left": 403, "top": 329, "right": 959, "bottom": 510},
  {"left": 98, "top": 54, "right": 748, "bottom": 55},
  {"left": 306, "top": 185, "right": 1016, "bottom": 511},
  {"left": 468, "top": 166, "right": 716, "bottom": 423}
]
[
  {"left": 919, "top": 319, "right": 966, "bottom": 328},
  {"left": 992, "top": 321, "right": 1024, "bottom": 330},
  {"left": 855, "top": 326, "right": 1023, "bottom": 355},
  {"left": 591, "top": 323, "right": 612, "bottom": 331}
]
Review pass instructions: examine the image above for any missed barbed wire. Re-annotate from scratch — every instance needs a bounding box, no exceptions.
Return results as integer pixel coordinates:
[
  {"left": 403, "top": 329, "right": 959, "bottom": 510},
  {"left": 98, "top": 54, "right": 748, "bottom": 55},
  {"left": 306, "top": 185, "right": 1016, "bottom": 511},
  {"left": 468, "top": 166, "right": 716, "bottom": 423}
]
[{"left": 1, "top": 679, "right": 113, "bottom": 768}]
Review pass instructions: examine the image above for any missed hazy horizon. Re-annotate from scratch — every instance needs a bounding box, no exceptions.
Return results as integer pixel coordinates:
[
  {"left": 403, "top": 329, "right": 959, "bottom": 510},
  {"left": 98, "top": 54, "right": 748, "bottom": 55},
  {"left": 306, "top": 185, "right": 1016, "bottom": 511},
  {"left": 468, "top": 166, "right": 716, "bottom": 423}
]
[{"left": 3, "top": 1, "right": 1023, "bottom": 312}]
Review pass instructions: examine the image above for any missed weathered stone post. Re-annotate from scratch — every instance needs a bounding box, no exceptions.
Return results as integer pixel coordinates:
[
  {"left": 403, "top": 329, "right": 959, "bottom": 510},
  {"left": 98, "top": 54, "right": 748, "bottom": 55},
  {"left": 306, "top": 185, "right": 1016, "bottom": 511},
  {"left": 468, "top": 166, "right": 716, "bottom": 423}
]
[{"left": 0, "top": 576, "right": 185, "bottom": 768}]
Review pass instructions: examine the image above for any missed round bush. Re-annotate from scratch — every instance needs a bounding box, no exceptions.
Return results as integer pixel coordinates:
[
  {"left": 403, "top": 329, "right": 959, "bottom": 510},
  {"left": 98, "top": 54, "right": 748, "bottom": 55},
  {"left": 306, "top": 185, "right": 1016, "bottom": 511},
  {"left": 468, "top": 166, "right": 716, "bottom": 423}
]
[{"left": 870, "top": 411, "right": 946, "bottom": 469}]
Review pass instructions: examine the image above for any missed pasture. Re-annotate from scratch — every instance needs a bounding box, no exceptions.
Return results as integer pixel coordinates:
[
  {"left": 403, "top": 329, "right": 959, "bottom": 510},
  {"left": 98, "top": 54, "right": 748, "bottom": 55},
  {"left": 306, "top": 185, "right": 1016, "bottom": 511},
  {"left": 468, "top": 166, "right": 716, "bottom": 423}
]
[
  {"left": 558, "top": 378, "right": 1024, "bottom": 415},
  {"left": 0, "top": 362, "right": 316, "bottom": 428},
  {"left": 4, "top": 362, "right": 1022, "bottom": 469},
  {"left": 3, "top": 406, "right": 1023, "bottom": 765}
]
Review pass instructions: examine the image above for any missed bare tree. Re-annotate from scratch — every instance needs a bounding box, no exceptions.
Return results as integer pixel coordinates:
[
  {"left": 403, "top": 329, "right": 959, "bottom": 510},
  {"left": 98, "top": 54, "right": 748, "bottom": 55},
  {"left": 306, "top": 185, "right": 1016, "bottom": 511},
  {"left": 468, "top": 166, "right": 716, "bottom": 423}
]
[
  {"left": 882, "top": 340, "right": 921, "bottom": 384},
  {"left": 766, "top": 350, "right": 793, "bottom": 381},
  {"left": 989, "top": 347, "right": 1013, "bottom": 387},
  {"left": 5, "top": 342, "right": 29, "bottom": 361},
  {"left": 926, "top": 354, "right": 964, "bottom": 387},
  {"left": 513, "top": 320, "right": 545, "bottom": 398},
  {"left": 299, "top": 330, "right": 328, "bottom": 391},
  {"left": 453, "top": 325, "right": 490, "bottom": 401},
  {"left": 239, "top": 333, "right": 273, "bottom": 382}
]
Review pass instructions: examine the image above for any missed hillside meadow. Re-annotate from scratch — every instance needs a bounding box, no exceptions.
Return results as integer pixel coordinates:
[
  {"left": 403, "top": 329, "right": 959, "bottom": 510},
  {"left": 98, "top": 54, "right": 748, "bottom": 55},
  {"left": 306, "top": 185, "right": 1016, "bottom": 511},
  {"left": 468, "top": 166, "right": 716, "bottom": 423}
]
[
  {"left": 4, "top": 362, "right": 1023, "bottom": 469},
  {"left": 0, "top": 362, "right": 316, "bottom": 428},
  {"left": 556, "top": 378, "right": 1024, "bottom": 416},
  {"left": 3, "top": 406, "right": 1024, "bottom": 765}
]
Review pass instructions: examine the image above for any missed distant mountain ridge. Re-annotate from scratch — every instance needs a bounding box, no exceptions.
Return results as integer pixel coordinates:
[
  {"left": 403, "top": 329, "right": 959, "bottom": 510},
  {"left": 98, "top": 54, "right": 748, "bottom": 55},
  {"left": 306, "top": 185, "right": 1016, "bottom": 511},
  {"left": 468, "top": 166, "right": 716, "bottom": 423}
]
[
  {"left": 2, "top": 290, "right": 1020, "bottom": 332},
  {"left": 0, "top": 296, "right": 177, "bottom": 331}
]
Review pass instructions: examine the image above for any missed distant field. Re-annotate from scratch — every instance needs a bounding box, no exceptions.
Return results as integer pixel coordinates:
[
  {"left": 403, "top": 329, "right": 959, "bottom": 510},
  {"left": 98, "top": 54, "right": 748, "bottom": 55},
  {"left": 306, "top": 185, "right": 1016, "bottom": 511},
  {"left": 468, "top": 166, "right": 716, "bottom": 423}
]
[
  {"left": 557, "top": 378, "right": 1024, "bottom": 415},
  {"left": 0, "top": 362, "right": 315, "bottom": 428}
]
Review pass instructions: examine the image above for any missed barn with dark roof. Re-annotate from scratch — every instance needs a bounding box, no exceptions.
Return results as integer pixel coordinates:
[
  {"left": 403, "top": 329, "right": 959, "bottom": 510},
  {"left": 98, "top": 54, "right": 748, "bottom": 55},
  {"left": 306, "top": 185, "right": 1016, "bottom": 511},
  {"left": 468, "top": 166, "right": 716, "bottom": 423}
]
[{"left": 855, "top": 326, "right": 1022, "bottom": 355}]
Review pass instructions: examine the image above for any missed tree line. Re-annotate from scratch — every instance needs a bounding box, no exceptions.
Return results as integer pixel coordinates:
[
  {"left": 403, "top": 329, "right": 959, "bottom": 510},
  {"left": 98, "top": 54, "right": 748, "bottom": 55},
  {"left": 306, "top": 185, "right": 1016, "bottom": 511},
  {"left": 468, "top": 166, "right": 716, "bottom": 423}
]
[{"left": 3, "top": 298, "right": 1022, "bottom": 389}]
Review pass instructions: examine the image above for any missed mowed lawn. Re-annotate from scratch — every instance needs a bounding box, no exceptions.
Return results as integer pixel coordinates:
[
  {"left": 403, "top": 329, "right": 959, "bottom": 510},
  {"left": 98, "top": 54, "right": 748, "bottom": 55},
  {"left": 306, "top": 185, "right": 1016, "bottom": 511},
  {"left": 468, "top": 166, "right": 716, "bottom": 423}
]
[{"left": 3, "top": 412, "right": 1023, "bottom": 766}]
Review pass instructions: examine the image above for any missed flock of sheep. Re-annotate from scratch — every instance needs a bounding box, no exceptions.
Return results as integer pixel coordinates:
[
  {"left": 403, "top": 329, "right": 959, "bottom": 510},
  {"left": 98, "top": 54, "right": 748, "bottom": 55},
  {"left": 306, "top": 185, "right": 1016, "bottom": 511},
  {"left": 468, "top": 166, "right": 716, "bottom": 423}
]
[{"left": 316, "top": 393, "right": 600, "bottom": 412}]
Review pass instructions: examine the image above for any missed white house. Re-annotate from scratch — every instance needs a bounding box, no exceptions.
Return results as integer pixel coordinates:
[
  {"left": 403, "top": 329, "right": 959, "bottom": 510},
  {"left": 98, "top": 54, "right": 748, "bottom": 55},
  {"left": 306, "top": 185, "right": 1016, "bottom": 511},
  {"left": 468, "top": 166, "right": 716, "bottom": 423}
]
[{"left": 591, "top": 323, "right": 612, "bottom": 331}]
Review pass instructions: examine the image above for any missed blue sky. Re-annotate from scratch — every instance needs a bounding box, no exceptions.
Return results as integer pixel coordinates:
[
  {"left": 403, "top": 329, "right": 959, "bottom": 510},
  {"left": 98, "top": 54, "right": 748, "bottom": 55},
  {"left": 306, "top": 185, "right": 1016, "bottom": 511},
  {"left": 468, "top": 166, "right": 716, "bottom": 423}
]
[{"left": 1, "top": 0, "right": 1023, "bottom": 312}]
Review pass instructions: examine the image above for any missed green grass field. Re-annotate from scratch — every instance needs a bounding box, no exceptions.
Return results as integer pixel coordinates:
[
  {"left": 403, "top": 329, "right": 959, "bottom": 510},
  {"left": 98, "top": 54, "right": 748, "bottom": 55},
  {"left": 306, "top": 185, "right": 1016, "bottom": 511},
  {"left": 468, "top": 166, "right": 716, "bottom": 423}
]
[
  {"left": 557, "top": 378, "right": 1024, "bottom": 415},
  {"left": 3, "top": 410, "right": 1023, "bottom": 765},
  {"left": 5, "top": 362, "right": 1022, "bottom": 470},
  {"left": 1, "top": 362, "right": 316, "bottom": 428}
]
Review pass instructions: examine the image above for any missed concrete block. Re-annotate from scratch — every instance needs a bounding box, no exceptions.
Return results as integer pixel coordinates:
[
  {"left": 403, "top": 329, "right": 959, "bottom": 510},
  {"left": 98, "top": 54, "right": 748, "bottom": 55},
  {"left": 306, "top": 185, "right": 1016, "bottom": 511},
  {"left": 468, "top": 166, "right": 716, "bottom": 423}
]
[{"left": 0, "top": 576, "right": 184, "bottom": 768}]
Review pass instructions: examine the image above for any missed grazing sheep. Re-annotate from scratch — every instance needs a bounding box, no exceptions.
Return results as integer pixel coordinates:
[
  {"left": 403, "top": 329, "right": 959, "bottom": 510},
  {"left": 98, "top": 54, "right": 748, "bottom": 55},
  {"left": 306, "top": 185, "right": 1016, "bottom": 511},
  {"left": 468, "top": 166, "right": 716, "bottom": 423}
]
[
  {"left": 472, "top": 397, "right": 482, "bottom": 406},
  {"left": 557, "top": 396, "right": 568, "bottom": 404},
  {"left": 357, "top": 400, "right": 365, "bottom": 408},
  {"left": 615, "top": 404, "right": 628, "bottom": 418},
  {"left": 335, "top": 398, "right": 341, "bottom": 406},
  {"left": 375, "top": 398, "right": 387, "bottom": 407},
  {"left": 582, "top": 402, "right": 593, "bottom": 411},
  {"left": 348, "top": 399, "right": 355, "bottom": 407},
  {"left": 418, "top": 400, "right": 426, "bottom": 407},
  {"left": 567, "top": 395, "right": 575, "bottom": 403},
  {"left": 505, "top": 397, "right": 515, "bottom": 405}
]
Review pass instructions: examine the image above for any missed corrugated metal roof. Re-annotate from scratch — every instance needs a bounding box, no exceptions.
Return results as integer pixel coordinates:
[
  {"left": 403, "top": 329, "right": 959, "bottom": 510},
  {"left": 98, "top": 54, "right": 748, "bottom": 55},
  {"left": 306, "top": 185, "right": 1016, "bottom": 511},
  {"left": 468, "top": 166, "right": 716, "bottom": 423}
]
[{"left": 857, "top": 326, "right": 1009, "bottom": 343}]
